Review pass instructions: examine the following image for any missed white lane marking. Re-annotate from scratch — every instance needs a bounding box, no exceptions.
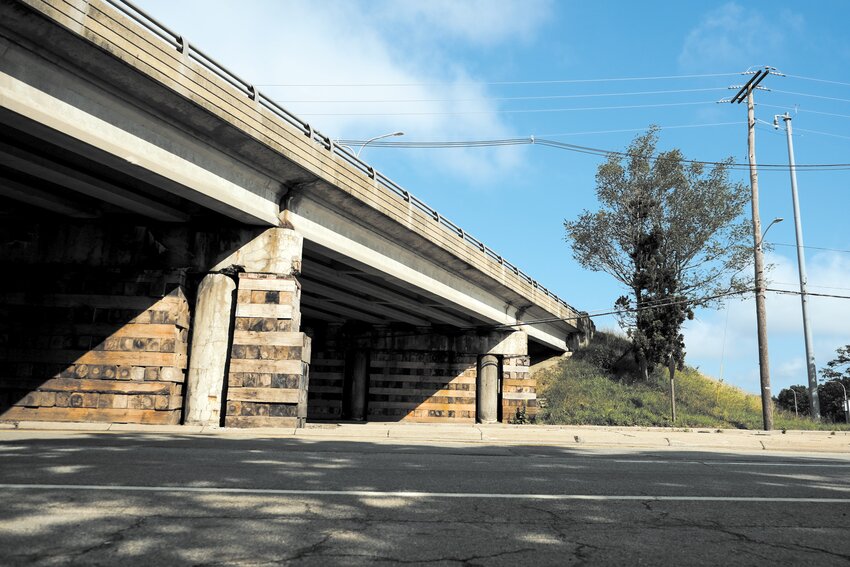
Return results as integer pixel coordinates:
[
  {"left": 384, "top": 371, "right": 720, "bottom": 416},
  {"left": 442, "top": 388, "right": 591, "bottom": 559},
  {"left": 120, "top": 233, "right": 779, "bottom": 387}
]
[
  {"left": 613, "top": 459, "right": 850, "bottom": 467},
  {"left": 1, "top": 484, "right": 849, "bottom": 503}
]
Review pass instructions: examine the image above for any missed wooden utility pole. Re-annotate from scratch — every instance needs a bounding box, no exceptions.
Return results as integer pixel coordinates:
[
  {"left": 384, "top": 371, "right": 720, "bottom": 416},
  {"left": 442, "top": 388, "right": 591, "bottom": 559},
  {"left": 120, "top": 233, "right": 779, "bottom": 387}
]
[
  {"left": 747, "top": 87, "right": 773, "bottom": 431},
  {"left": 728, "top": 67, "right": 774, "bottom": 431}
]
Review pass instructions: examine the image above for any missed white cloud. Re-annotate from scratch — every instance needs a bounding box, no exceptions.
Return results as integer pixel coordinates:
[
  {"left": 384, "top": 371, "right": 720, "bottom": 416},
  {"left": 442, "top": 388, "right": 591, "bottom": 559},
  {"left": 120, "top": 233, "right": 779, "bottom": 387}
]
[
  {"left": 764, "top": 251, "right": 850, "bottom": 335},
  {"left": 374, "top": 0, "right": 554, "bottom": 46},
  {"left": 683, "top": 250, "right": 850, "bottom": 391},
  {"left": 776, "top": 357, "right": 804, "bottom": 381},
  {"left": 136, "top": 0, "right": 542, "bottom": 186},
  {"left": 678, "top": 3, "right": 788, "bottom": 71}
]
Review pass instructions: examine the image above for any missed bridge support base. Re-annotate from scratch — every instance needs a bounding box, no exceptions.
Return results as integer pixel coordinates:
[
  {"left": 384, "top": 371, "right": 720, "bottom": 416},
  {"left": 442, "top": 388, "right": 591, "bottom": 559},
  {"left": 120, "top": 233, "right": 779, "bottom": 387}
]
[
  {"left": 477, "top": 354, "right": 500, "bottom": 424},
  {"left": 224, "top": 272, "right": 310, "bottom": 428},
  {"left": 184, "top": 273, "right": 236, "bottom": 426}
]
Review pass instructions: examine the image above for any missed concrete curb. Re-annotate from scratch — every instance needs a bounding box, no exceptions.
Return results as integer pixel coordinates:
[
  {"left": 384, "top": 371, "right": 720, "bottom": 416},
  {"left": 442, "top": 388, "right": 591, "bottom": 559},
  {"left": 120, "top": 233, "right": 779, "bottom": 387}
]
[{"left": 1, "top": 421, "right": 848, "bottom": 453}]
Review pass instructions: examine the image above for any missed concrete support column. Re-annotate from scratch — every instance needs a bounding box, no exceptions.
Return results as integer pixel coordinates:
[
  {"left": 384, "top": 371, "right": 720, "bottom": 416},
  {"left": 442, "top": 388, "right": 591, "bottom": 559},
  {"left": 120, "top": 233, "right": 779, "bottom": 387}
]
[
  {"left": 349, "top": 350, "right": 370, "bottom": 421},
  {"left": 184, "top": 273, "right": 236, "bottom": 426},
  {"left": 478, "top": 354, "right": 500, "bottom": 424}
]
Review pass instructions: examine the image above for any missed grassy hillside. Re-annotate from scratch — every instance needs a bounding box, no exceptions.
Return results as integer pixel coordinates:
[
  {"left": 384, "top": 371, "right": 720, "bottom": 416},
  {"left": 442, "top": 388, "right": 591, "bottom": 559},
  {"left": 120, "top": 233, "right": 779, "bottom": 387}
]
[{"left": 536, "top": 332, "right": 849, "bottom": 431}]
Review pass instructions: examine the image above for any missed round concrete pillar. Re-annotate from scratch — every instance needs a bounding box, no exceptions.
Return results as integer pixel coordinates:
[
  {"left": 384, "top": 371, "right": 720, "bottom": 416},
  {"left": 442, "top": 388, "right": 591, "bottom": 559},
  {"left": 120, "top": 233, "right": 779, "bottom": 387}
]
[
  {"left": 184, "top": 273, "right": 236, "bottom": 426},
  {"left": 478, "top": 354, "right": 500, "bottom": 423},
  {"left": 349, "top": 350, "right": 370, "bottom": 421}
]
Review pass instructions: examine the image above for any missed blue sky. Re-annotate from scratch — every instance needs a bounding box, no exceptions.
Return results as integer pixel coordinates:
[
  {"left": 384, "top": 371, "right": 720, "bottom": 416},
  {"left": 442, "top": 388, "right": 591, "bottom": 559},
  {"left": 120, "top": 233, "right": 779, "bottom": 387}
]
[{"left": 135, "top": 0, "right": 850, "bottom": 395}]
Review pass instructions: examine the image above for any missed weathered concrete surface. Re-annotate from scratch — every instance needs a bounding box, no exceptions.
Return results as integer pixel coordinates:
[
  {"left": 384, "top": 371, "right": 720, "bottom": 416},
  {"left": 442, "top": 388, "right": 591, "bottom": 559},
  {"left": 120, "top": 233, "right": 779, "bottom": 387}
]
[
  {"left": 184, "top": 274, "right": 236, "bottom": 426},
  {"left": 0, "top": 30, "right": 284, "bottom": 225},
  {"left": 1, "top": 422, "right": 849, "bottom": 453},
  {"left": 477, "top": 355, "right": 500, "bottom": 424},
  {"left": 211, "top": 227, "right": 303, "bottom": 275},
  {"left": 289, "top": 200, "right": 577, "bottom": 352}
]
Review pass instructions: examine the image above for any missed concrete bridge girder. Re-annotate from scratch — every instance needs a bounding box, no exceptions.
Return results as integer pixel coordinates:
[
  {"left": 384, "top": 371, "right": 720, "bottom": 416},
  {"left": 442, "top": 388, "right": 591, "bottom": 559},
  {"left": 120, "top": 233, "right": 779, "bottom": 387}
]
[{"left": 0, "top": 34, "right": 286, "bottom": 225}]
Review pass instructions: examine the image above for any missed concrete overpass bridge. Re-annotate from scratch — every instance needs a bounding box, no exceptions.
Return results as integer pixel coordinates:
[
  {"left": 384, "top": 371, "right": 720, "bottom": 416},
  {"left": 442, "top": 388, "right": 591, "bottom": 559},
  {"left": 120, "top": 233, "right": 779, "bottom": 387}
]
[{"left": 0, "top": 0, "right": 592, "bottom": 427}]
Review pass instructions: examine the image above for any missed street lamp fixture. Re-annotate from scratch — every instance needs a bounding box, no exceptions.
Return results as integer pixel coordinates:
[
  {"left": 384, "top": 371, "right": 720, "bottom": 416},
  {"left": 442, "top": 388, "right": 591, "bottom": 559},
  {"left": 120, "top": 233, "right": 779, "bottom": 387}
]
[
  {"left": 356, "top": 131, "right": 405, "bottom": 158},
  {"left": 758, "top": 217, "right": 784, "bottom": 249}
]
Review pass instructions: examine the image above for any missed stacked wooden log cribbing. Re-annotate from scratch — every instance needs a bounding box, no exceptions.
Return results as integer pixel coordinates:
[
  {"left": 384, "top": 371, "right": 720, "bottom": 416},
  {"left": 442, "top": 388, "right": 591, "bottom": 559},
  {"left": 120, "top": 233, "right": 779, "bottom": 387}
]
[
  {"left": 0, "top": 269, "right": 189, "bottom": 424},
  {"left": 302, "top": 324, "right": 345, "bottom": 419},
  {"left": 305, "top": 353, "right": 345, "bottom": 420},
  {"left": 225, "top": 273, "right": 310, "bottom": 428},
  {"left": 368, "top": 351, "right": 477, "bottom": 422},
  {"left": 501, "top": 355, "right": 534, "bottom": 422}
]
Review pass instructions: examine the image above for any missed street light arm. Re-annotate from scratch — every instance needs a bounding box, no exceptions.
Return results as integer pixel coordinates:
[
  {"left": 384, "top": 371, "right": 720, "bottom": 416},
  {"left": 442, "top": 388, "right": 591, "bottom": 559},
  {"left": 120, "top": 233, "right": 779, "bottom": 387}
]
[
  {"left": 758, "top": 217, "right": 784, "bottom": 249},
  {"left": 356, "top": 131, "right": 405, "bottom": 158}
]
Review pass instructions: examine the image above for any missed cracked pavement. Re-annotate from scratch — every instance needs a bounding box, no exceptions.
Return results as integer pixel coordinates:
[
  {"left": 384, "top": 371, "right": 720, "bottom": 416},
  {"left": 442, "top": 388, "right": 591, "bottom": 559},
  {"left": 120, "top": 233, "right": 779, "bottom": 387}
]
[{"left": 1, "top": 431, "right": 850, "bottom": 565}]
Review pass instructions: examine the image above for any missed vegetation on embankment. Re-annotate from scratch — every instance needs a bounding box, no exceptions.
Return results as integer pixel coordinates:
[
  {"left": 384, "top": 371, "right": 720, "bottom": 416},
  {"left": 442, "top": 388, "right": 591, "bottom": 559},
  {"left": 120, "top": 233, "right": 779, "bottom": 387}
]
[{"left": 536, "top": 331, "right": 850, "bottom": 431}]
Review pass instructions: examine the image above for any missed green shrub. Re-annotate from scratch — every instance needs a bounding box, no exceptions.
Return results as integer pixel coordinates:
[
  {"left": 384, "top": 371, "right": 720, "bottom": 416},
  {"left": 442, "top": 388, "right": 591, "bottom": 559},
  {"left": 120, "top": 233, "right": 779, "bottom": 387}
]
[
  {"left": 509, "top": 404, "right": 533, "bottom": 425},
  {"left": 571, "top": 331, "right": 630, "bottom": 372}
]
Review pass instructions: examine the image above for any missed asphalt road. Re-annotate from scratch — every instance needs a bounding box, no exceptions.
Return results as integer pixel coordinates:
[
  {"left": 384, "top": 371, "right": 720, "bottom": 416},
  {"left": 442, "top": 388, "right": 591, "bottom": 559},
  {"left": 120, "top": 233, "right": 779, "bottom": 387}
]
[{"left": 1, "top": 431, "right": 850, "bottom": 566}]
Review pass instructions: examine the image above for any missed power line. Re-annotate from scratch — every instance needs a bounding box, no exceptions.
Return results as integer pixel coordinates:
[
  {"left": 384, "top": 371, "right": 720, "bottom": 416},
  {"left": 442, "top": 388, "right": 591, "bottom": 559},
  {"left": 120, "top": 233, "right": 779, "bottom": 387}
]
[
  {"left": 534, "top": 139, "right": 850, "bottom": 171},
  {"left": 538, "top": 122, "right": 744, "bottom": 138},
  {"left": 256, "top": 72, "right": 741, "bottom": 88},
  {"left": 773, "top": 282, "right": 850, "bottom": 292},
  {"left": 786, "top": 74, "right": 850, "bottom": 89},
  {"left": 759, "top": 104, "right": 850, "bottom": 121},
  {"left": 340, "top": 122, "right": 743, "bottom": 146},
  {"left": 795, "top": 127, "right": 850, "bottom": 141},
  {"left": 300, "top": 100, "right": 716, "bottom": 116},
  {"left": 486, "top": 285, "right": 850, "bottom": 332},
  {"left": 273, "top": 87, "right": 725, "bottom": 104},
  {"left": 361, "top": 284, "right": 849, "bottom": 338},
  {"left": 340, "top": 135, "right": 850, "bottom": 171},
  {"left": 770, "top": 242, "right": 850, "bottom": 254},
  {"left": 767, "top": 288, "right": 850, "bottom": 301},
  {"left": 337, "top": 137, "right": 529, "bottom": 148},
  {"left": 492, "top": 288, "right": 754, "bottom": 330},
  {"left": 772, "top": 89, "right": 850, "bottom": 104}
]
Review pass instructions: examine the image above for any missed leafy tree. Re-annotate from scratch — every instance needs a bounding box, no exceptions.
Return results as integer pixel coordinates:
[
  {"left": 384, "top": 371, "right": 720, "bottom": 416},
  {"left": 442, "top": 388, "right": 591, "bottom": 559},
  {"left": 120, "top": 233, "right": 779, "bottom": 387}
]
[
  {"left": 564, "top": 128, "right": 751, "bottom": 420},
  {"left": 822, "top": 345, "right": 850, "bottom": 381},
  {"left": 820, "top": 345, "right": 850, "bottom": 422},
  {"left": 776, "top": 385, "right": 810, "bottom": 416},
  {"left": 818, "top": 379, "right": 849, "bottom": 423},
  {"left": 637, "top": 230, "right": 691, "bottom": 422}
]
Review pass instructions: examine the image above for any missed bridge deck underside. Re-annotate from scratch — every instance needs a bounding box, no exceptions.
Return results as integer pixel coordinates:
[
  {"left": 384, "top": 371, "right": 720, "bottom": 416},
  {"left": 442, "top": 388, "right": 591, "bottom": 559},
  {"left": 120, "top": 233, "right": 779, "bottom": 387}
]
[
  {"left": 0, "top": 0, "right": 586, "bottom": 426},
  {"left": 0, "top": 111, "right": 566, "bottom": 355}
]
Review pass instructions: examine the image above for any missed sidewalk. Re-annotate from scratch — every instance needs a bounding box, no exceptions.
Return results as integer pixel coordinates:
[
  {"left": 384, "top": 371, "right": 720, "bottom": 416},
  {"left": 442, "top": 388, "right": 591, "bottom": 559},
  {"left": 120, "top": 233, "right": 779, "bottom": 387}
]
[{"left": 1, "top": 420, "right": 849, "bottom": 453}]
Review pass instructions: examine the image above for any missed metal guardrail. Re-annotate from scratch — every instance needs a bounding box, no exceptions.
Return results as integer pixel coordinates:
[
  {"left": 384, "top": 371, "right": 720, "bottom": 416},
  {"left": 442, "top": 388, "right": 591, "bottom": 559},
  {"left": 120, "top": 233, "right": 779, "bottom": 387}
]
[{"left": 104, "top": 0, "right": 580, "bottom": 316}]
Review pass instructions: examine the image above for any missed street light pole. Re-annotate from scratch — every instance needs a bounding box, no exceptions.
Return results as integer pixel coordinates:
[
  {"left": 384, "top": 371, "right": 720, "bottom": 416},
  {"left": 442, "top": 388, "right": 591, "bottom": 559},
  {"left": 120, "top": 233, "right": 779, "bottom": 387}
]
[
  {"left": 355, "top": 131, "right": 404, "bottom": 158},
  {"left": 790, "top": 388, "right": 798, "bottom": 418},
  {"left": 775, "top": 113, "right": 821, "bottom": 420},
  {"left": 837, "top": 381, "right": 849, "bottom": 424}
]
